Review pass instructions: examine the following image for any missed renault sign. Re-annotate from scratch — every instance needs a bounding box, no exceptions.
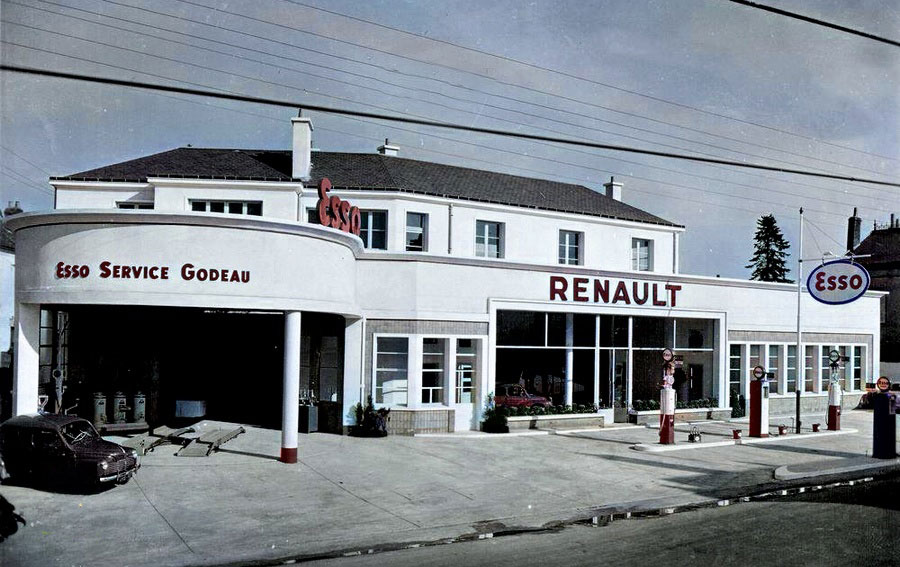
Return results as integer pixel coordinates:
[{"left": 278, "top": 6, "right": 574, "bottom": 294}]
[{"left": 807, "top": 259, "right": 870, "bottom": 305}]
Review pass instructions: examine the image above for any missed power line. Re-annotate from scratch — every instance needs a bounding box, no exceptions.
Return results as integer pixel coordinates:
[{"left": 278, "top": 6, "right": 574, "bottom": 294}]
[
  {"left": 16, "top": 1, "right": 894, "bottom": 203},
  {"left": 1, "top": 144, "right": 53, "bottom": 175},
  {"left": 21, "top": 1, "right": 896, "bottom": 184},
  {"left": 117, "top": 85, "right": 883, "bottom": 223},
  {"left": 3, "top": 63, "right": 898, "bottom": 189},
  {"left": 727, "top": 0, "right": 900, "bottom": 48},
  {"left": 0, "top": 62, "right": 900, "bottom": 187},
  {"left": 279, "top": 0, "right": 900, "bottom": 163}
]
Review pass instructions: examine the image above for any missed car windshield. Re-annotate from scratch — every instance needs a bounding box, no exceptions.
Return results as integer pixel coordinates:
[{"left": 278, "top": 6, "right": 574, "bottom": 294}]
[{"left": 61, "top": 421, "right": 100, "bottom": 444}]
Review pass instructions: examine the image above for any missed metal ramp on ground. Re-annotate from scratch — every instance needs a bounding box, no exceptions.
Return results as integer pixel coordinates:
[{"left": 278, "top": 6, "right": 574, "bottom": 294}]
[{"left": 177, "top": 427, "right": 246, "bottom": 457}]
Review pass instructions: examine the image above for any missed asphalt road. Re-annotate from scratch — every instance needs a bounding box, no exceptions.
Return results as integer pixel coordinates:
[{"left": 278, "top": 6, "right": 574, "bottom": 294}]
[{"left": 315, "top": 475, "right": 900, "bottom": 567}]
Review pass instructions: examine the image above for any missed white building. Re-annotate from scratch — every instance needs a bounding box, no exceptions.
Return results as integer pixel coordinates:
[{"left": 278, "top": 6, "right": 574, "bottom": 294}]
[{"left": 3, "top": 117, "right": 883, "bottom": 461}]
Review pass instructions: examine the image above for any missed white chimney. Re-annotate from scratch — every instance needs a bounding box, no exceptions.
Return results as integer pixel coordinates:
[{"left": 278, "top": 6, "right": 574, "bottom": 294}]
[
  {"left": 377, "top": 138, "right": 399, "bottom": 157},
  {"left": 603, "top": 176, "right": 622, "bottom": 201},
  {"left": 291, "top": 113, "right": 313, "bottom": 180}
]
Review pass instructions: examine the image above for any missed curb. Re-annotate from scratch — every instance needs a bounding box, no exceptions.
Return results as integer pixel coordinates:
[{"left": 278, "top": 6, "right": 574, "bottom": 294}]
[
  {"left": 632, "top": 428, "right": 858, "bottom": 452},
  {"left": 774, "top": 457, "right": 900, "bottom": 480}
]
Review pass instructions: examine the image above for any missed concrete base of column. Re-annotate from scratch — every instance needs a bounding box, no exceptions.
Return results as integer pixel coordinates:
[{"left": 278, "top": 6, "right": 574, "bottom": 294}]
[{"left": 280, "top": 447, "right": 298, "bottom": 464}]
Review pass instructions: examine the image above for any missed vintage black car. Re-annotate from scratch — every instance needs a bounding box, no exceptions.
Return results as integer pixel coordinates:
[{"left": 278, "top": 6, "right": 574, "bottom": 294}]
[{"left": 0, "top": 414, "right": 139, "bottom": 487}]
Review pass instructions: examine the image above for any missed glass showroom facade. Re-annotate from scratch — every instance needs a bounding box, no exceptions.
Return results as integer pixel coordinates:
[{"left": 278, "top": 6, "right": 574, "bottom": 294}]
[{"left": 495, "top": 310, "right": 719, "bottom": 410}]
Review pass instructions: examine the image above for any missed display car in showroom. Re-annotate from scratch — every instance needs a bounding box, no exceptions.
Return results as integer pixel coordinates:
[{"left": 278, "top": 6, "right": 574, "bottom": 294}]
[
  {"left": 0, "top": 414, "right": 139, "bottom": 487},
  {"left": 494, "top": 384, "right": 553, "bottom": 409}
]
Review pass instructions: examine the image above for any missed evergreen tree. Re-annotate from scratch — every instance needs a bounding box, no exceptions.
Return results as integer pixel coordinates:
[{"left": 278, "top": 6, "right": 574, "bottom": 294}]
[{"left": 746, "top": 214, "right": 793, "bottom": 283}]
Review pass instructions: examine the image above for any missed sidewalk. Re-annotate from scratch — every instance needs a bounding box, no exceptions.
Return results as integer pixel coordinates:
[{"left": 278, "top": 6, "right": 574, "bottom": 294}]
[{"left": 1, "top": 409, "right": 896, "bottom": 567}]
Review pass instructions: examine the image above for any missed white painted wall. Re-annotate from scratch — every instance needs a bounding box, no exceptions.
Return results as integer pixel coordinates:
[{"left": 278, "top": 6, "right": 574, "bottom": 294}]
[{"left": 0, "top": 249, "right": 13, "bottom": 359}]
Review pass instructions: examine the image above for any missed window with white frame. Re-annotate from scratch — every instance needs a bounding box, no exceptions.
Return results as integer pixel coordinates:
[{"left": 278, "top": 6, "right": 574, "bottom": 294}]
[
  {"left": 558, "top": 230, "right": 581, "bottom": 265},
  {"left": 422, "top": 338, "right": 445, "bottom": 404},
  {"left": 406, "top": 212, "right": 428, "bottom": 252},
  {"left": 190, "top": 200, "right": 262, "bottom": 216},
  {"left": 475, "top": 220, "right": 503, "bottom": 258},
  {"left": 728, "top": 344, "right": 743, "bottom": 398},
  {"left": 786, "top": 345, "right": 797, "bottom": 392},
  {"left": 456, "top": 339, "right": 477, "bottom": 404},
  {"left": 820, "top": 345, "right": 834, "bottom": 387},
  {"left": 375, "top": 337, "right": 408, "bottom": 406},
  {"left": 804, "top": 345, "right": 817, "bottom": 392},
  {"left": 767, "top": 345, "right": 781, "bottom": 392},
  {"left": 117, "top": 201, "right": 153, "bottom": 209},
  {"left": 360, "top": 210, "right": 388, "bottom": 250},
  {"left": 631, "top": 238, "right": 653, "bottom": 271},
  {"left": 853, "top": 346, "right": 864, "bottom": 390}
]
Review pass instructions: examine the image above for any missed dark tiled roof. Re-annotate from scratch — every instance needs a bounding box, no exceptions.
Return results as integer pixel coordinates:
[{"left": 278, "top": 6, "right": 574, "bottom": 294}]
[
  {"left": 854, "top": 227, "right": 900, "bottom": 267},
  {"left": 53, "top": 148, "right": 680, "bottom": 227}
]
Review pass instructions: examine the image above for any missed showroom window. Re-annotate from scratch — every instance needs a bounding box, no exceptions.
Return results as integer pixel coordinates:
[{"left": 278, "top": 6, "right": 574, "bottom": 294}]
[
  {"left": 406, "top": 212, "right": 428, "bottom": 252},
  {"left": 360, "top": 210, "right": 388, "bottom": 250},
  {"left": 375, "top": 337, "right": 408, "bottom": 406},
  {"left": 475, "top": 220, "right": 504, "bottom": 258},
  {"left": 190, "top": 200, "right": 262, "bottom": 216},
  {"left": 558, "top": 230, "right": 581, "bottom": 265},
  {"left": 729, "top": 344, "right": 742, "bottom": 397},
  {"left": 787, "top": 345, "right": 797, "bottom": 392}
]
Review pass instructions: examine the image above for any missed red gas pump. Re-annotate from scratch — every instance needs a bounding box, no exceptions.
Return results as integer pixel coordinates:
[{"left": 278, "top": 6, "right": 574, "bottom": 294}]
[{"left": 749, "top": 366, "right": 770, "bottom": 438}]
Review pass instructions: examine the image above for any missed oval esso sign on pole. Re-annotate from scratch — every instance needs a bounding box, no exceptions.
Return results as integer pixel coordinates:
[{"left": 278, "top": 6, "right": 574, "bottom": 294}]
[{"left": 807, "top": 259, "right": 870, "bottom": 305}]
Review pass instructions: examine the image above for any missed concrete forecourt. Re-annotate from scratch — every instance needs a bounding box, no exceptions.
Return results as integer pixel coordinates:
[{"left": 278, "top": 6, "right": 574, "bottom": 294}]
[{"left": 1, "top": 409, "right": 897, "bottom": 567}]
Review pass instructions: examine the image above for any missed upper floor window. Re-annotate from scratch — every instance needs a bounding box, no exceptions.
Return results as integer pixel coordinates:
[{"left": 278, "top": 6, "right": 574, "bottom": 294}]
[
  {"left": 475, "top": 220, "right": 504, "bottom": 258},
  {"left": 191, "top": 200, "right": 262, "bottom": 216},
  {"left": 632, "top": 238, "right": 653, "bottom": 271},
  {"left": 360, "top": 210, "right": 387, "bottom": 250},
  {"left": 558, "top": 230, "right": 581, "bottom": 265},
  {"left": 117, "top": 202, "right": 153, "bottom": 210},
  {"left": 406, "top": 212, "right": 428, "bottom": 252}
]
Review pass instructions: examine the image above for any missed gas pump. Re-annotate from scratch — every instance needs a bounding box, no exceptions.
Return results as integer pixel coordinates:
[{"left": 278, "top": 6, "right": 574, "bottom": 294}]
[
  {"left": 826, "top": 350, "right": 847, "bottom": 431},
  {"left": 749, "top": 365, "right": 770, "bottom": 438},
  {"left": 872, "top": 377, "right": 896, "bottom": 459},
  {"left": 659, "top": 349, "right": 676, "bottom": 445}
]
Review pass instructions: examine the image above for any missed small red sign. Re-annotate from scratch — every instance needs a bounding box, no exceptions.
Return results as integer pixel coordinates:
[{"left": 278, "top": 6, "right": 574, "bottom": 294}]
[{"left": 316, "top": 178, "right": 361, "bottom": 236}]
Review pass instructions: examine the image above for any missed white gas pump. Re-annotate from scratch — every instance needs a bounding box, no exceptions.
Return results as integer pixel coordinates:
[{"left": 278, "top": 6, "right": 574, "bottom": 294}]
[
  {"left": 133, "top": 392, "right": 146, "bottom": 424},
  {"left": 827, "top": 350, "right": 844, "bottom": 431},
  {"left": 93, "top": 392, "right": 107, "bottom": 426}
]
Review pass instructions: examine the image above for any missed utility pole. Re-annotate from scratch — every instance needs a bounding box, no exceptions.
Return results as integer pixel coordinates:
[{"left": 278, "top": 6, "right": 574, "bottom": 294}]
[{"left": 795, "top": 208, "right": 803, "bottom": 434}]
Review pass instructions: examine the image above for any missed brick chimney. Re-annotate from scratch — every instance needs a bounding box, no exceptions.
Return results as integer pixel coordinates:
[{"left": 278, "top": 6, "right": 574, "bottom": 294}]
[
  {"left": 291, "top": 111, "right": 313, "bottom": 180},
  {"left": 377, "top": 138, "right": 399, "bottom": 157},
  {"left": 846, "top": 207, "right": 861, "bottom": 252},
  {"left": 603, "top": 176, "right": 622, "bottom": 201}
]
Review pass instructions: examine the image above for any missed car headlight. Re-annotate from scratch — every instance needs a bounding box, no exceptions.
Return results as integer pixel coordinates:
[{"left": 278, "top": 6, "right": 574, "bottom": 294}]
[
  {"left": 130, "top": 449, "right": 138, "bottom": 459},
  {"left": 100, "top": 461, "right": 109, "bottom": 471}
]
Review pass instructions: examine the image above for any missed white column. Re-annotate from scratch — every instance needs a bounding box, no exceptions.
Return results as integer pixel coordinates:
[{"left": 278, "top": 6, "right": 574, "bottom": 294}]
[
  {"left": 408, "top": 336, "right": 423, "bottom": 408},
  {"left": 446, "top": 338, "right": 457, "bottom": 407},
  {"left": 626, "top": 317, "right": 634, "bottom": 408},
  {"left": 342, "top": 317, "right": 364, "bottom": 429},
  {"left": 565, "top": 313, "right": 574, "bottom": 406},
  {"left": 593, "top": 316, "right": 600, "bottom": 408},
  {"left": 281, "top": 311, "right": 302, "bottom": 464},
  {"left": 741, "top": 345, "right": 751, "bottom": 415},
  {"left": 815, "top": 346, "right": 823, "bottom": 393},
  {"left": 13, "top": 303, "right": 40, "bottom": 416}
]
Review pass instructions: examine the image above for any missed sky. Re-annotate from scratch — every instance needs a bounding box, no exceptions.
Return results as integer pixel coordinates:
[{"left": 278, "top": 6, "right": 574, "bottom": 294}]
[{"left": 1, "top": 0, "right": 898, "bottom": 278}]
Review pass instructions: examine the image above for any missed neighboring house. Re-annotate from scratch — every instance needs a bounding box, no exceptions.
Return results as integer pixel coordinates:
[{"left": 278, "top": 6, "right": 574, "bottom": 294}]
[
  {"left": 849, "top": 210, "right": 900, "bottom": 379},
  {"left": 3, "top": 116, "right": 883, "bottom": 458}
]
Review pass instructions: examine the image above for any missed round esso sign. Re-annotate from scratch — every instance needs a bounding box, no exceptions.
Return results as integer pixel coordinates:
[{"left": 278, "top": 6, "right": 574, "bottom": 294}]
[{"left": 807, "top": 259, "right": 870, "bottom": 305}]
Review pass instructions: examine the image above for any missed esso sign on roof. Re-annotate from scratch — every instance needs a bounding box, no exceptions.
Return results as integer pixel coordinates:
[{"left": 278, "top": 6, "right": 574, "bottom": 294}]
[{"left": 807, "top": 259, "right": 870, "bottom": 305}]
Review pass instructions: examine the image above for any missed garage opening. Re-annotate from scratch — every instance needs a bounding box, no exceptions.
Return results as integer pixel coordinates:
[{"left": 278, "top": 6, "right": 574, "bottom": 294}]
[{"left": 40, "top": 306, "right": 344, "bottom": 432}]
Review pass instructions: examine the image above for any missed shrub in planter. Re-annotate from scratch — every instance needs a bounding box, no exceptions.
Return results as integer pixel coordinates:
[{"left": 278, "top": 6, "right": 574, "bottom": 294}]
[
  {"left": 350, "top": 395, "right": 391, "bottom": 437},
  {"left": 481, "top": 393, "right": 509, "bottom": 433}
]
